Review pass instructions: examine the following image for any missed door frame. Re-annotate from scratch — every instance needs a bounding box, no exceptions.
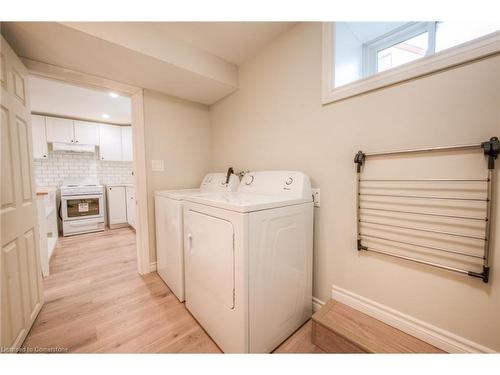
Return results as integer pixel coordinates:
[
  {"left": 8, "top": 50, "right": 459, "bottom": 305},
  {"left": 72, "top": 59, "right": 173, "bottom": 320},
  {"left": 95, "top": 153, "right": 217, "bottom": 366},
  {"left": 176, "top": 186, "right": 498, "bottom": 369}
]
[{"left": 22, "top": 58, "right": 151, "bottom": 274}]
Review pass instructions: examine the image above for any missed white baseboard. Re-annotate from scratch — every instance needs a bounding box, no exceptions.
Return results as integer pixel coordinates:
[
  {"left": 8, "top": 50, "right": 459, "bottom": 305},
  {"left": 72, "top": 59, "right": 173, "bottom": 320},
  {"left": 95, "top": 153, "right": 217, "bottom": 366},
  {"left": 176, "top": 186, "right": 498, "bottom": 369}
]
[
  {"left": 149, "top": 261, "right": 157, "bottom": 272},
  {"left": 312, "top": 297, "right": 325, "bottom": 313},
  {"left": 331, "top": 285, "right": 495, "bottom": 353}
]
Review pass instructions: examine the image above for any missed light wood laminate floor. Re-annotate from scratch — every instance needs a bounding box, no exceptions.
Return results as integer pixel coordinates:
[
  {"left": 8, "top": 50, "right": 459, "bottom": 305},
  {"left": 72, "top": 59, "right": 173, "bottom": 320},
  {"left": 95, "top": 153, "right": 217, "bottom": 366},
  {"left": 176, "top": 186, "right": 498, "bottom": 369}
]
[{"left": 23, "top": 227, "right": 321, "bottom": 353}]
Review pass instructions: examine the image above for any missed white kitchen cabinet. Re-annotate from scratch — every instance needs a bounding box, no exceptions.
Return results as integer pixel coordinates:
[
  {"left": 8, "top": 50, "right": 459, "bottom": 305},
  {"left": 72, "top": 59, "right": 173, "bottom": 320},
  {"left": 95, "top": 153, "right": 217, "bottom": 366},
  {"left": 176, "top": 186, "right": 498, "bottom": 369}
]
[
  {"left": 73, "top": 120, "right": 99, "bottom": 145},
  {"left": 126, "top": 186, "right": 135, "bottom": 228},
  {"left": 45, "top": 116, "right": 74, "bottom": 143},
  {"left": 31, "top": 114, "right": 48, "bottom": 159},
  {"left": 106, "top": 186, "right": 127, "bottom": 226},
  {"left": 99, "top": 124, "right": 123, "bottom": 161},
  {"left": 121, "top": 126, "right": 133, "bottom": 161}
]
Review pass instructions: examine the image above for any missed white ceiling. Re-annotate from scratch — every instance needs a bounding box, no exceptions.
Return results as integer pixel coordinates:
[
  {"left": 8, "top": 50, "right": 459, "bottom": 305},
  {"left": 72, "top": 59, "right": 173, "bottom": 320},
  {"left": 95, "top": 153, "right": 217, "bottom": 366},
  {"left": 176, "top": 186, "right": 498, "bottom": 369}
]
[
  {"left": 29, "top": 76, "right": 131, "bottom": 124},
  {"left": 142, "top": 22, "right": 296, "bottom": 65},
  {"left": 2, "top": 22, "right": 296, "bottom": 105}
]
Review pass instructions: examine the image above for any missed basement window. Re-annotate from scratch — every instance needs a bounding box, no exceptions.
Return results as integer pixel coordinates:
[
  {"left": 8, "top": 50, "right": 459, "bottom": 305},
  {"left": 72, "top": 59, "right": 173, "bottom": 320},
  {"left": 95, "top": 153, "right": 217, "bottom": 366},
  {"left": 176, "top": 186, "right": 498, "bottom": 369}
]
[{"left": 322, "top": 21, "right": 500, "bottom": 103}]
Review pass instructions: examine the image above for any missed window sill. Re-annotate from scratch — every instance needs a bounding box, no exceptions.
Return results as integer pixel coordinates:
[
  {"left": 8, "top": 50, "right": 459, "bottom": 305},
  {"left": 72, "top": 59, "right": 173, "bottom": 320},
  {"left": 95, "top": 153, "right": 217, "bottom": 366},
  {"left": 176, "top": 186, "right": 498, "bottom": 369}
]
[{"left": 322, "top": 24, "right": 500, "bottom": 105}]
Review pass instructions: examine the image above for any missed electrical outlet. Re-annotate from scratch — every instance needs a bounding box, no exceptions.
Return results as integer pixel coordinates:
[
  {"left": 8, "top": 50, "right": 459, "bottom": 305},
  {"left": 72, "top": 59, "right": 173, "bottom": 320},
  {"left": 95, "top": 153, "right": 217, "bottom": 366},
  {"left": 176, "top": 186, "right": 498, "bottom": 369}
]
[{"left": 312, "top": 188, "right": 320, "bottom": 207}]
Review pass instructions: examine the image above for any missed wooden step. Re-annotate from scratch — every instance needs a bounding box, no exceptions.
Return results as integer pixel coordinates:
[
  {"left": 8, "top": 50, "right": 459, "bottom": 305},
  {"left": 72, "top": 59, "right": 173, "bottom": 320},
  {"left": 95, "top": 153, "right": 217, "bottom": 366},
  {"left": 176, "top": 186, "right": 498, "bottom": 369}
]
[{"left": 311, "top": 299, "right": 444, "bottom": 353}]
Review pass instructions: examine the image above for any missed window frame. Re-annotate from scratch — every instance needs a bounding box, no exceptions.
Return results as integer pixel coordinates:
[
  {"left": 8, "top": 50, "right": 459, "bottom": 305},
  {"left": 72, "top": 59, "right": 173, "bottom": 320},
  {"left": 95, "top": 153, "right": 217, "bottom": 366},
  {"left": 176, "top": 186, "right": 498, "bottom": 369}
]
[
  {"left": 322, "top": 22, "right": 500, "bottom": 105},
  {"left": 363, "top": 22, "right": 436, "bottom": 76}
]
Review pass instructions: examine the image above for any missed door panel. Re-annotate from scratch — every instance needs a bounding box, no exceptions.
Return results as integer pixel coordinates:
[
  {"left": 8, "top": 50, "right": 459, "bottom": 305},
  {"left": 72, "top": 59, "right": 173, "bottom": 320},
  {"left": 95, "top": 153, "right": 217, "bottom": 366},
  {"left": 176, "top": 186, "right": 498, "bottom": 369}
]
[
  {"left": 0, "top": 36, "right": 44, "bottom": 351},
  {"left": 185, "top": 210, "right": 235, "bottom": 309},
  {"left": 1, "top": 106, "right": 15, "bottom": 207},
  {"left": 12, "top": 68, "right": 26, "bottom": 104},
  {"left": 2, "top": 240, "right": 26, "bottom": 348},
  {"left": 24, "top": 230, "right": 40, "bottom": 318},
  {"left": 16, "top": 116, "right": 33, "bottom": 201}
]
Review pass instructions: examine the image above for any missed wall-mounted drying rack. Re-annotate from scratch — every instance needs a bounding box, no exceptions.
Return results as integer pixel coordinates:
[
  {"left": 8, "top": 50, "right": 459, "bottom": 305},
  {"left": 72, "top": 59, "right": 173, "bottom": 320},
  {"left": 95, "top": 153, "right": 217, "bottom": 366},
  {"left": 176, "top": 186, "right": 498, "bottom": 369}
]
[{"left": 354, "top": 137, "right": 499, "bottom": 283}]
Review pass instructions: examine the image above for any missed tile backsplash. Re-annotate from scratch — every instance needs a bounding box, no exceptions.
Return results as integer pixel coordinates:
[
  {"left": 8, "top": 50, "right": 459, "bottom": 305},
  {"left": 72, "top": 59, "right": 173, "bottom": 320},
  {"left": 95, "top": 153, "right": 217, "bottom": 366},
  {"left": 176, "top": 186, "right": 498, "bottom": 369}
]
[{"left": 34, "top": 150, "right": 133, "bottom": 187}]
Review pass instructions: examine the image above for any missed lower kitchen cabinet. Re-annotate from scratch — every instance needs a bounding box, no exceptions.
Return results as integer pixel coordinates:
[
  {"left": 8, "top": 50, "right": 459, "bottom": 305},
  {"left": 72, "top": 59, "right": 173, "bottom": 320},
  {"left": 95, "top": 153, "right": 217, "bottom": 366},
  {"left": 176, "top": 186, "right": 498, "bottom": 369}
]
[
  {"left": 106, "top": 185, "right": 135, "bottom": 229},
  {"left": 126, "top": 186, "right": 135, "bottom": 228}
]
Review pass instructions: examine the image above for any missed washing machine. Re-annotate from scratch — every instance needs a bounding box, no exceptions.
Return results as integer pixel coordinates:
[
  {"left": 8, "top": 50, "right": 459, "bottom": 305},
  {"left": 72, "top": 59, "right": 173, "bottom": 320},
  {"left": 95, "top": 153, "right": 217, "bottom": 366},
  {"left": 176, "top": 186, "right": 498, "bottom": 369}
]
[
  {"left": 183, "top": 171, "right": 313, "bottom": 353},
  {"left": 154, "top": 172, "right": 239, "bottom": 302}
]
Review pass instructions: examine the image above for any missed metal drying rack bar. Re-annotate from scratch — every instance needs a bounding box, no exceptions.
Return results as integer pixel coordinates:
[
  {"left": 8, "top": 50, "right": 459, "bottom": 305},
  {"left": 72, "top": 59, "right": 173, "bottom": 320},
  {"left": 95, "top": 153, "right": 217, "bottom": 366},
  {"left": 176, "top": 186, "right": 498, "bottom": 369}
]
[{"left": 354, "top": 137, "right": 499, "bottom": 283}]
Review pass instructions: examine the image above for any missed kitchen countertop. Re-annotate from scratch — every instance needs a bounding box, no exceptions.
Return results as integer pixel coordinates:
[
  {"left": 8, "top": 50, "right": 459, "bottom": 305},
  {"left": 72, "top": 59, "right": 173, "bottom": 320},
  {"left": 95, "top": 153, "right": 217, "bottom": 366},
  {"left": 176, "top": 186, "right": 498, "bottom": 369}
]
[{"left": 36, "top": 186, "right": 57, "bottom": 196}]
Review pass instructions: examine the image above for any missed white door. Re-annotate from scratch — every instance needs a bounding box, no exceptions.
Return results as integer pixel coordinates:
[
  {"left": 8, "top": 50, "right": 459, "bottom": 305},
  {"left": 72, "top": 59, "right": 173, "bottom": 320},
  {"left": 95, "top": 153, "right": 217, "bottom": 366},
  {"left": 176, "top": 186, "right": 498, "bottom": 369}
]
[
  {"left": 185, "top": 210, "right": 235, "bottom": 309},
  {"left": 1, "top": 36, "right": 44, "bottom": 351},
  {"left": 99, "top": 124, "right": 122, "bottom": 161},
  {"left": 184, "top": 208, "right": 237, "bottom": 351},
  {"left": 45, "top": 116, "right": 74, "bottom": 143},
  {"left": 73, "top": 120, "right": 99, "bottom": 145},
  {"left": 106, "top": 186, "right": 127, "bottom": 225},
  {"left": 30, "top": 115, "right": 48, "bottom": 159},
  {"left": 126, "top": 187, "right": 135, "bottom": 228},
  {"left": 121, "top": 126, "right": 133, "bottom": 161}
]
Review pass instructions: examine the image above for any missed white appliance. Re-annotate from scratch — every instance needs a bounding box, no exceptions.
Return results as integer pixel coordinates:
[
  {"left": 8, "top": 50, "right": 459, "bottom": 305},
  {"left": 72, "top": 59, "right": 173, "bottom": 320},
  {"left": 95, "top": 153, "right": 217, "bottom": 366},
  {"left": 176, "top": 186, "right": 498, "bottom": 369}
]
[
  {"left": 59, "top": 184, "right": 105, "bottom": 236},
  {"left": 182, "top": 171, "right": 313, "bottom": 353},
  {"left": 154, "top": 172, "right": 240, "bottom": 302}
]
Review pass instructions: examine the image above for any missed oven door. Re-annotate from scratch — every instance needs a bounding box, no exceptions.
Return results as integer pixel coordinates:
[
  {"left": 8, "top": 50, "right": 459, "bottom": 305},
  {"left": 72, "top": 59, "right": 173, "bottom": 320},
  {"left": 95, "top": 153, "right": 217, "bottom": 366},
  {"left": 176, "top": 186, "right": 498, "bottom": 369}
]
[{"left": 61, "top": 194, "right": 104, "bottom": 221}]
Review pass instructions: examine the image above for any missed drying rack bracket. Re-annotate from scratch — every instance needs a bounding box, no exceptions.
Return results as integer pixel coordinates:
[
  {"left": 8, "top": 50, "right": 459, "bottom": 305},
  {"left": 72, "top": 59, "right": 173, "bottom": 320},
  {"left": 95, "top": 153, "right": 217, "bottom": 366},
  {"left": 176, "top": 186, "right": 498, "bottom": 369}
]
[{"left": 481, "top": 136, "right": 499, "bottom": 170}]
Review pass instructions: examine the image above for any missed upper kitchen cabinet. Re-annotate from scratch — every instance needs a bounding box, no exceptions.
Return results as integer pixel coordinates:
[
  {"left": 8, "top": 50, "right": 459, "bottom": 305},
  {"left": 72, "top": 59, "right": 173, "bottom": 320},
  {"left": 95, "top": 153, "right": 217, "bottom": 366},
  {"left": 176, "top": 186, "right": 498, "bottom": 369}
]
[
  {"left": 121, "top": 126, "right": 133, "bottom": 162},
  {"left": 31, "top": 114, "right": 48, "bottom": 159},
  {"left": 73, "top": 120, "right": 99, "bottom": 145},
  {"left": 45, "top": 117, "right": 99, "bottom": 145},
  {"left": 99, "top": 124, "right": 123, "bottom": 161},
  {"left": 45, "top": 116, "right": 74, "bottom": 143}
]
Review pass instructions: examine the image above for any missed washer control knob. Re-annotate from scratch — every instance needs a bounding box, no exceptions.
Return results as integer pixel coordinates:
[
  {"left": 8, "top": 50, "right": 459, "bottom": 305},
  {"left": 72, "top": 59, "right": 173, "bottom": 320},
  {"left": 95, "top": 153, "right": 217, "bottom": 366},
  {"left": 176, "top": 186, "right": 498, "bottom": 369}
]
[
  {"left": 285, "top": 177, "right": 293, "bottom": 185},
  {"left": 245, "top": 175, "right": 254, "bottom": 185}
]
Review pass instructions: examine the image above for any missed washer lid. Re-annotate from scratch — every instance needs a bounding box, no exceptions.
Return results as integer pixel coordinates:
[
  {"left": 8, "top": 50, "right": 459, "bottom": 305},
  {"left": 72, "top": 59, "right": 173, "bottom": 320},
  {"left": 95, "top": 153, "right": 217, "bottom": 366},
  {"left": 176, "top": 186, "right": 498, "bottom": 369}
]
[
  {"left": 183, "top": 192, "right": 312, "bottom": 213},
  {"left": 154, "top": 172, "right": 240, "bottom": 201},
  {"left": 154, "top": 188, "right": 201, "bottom": 200}
]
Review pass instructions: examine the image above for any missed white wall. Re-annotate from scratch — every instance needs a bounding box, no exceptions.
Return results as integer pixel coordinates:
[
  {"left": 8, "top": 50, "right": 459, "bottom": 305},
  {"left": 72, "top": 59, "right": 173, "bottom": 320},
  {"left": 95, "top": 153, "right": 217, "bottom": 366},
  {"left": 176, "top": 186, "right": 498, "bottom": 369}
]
[
  {"left": 143, "top": 90, "right": 211, "bottom": 262},
  {"left": 210, "top": 23, "right": 500, "bottom": 351}
]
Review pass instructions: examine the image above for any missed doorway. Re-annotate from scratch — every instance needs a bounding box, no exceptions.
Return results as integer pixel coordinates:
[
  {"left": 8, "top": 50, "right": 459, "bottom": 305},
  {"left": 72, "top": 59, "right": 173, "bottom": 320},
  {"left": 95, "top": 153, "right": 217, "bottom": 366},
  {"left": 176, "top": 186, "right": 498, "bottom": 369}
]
[
  {"left": 25, "top": 59, "right": 151, "bottom": 275},
  {"left": 29, "top": 75, "right": 141, "bottom": 277}
]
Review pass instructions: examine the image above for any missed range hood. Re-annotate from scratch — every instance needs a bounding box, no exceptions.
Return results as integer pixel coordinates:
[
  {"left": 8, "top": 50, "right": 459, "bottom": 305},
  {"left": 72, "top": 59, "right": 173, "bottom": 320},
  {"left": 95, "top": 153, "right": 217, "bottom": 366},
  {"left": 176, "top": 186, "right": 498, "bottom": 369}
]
[{"left": 52, "top": 142, "right": 96, "bottom": 153}]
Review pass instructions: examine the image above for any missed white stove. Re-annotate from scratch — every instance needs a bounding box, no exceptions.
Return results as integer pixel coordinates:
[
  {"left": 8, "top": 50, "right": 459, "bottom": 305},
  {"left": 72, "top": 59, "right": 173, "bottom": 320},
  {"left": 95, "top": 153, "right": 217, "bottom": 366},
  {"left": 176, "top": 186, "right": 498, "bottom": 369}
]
[{"left": 59, "top": 183, "right": 105, "bottom": 236}]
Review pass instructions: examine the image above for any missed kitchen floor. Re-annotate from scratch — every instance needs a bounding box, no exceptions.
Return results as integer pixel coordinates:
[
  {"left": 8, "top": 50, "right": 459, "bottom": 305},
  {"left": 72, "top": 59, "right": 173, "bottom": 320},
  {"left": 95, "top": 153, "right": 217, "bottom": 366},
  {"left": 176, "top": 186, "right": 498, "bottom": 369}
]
[{"left": 23, "top": 227, "right": 322, "bottom": 353}]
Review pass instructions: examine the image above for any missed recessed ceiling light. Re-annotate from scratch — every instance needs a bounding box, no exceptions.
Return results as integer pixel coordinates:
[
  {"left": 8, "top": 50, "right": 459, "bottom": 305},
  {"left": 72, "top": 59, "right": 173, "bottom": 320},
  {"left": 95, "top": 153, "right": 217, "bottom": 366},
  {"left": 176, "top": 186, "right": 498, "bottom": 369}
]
[
  {"left": 101, "top": 114, "right": 110, "bottom": 119},
  {"left": 109, "top": 92, "right": 119, "bottom": 98}
]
